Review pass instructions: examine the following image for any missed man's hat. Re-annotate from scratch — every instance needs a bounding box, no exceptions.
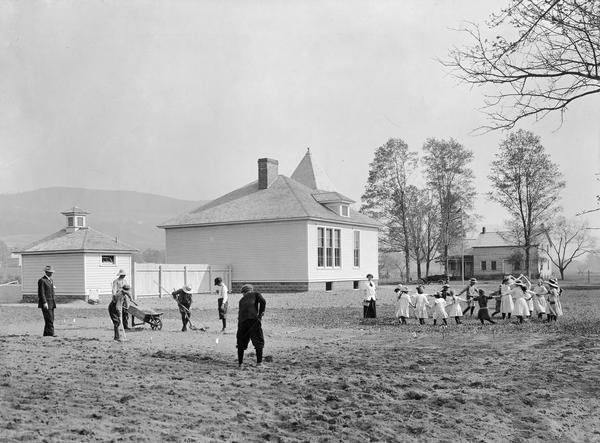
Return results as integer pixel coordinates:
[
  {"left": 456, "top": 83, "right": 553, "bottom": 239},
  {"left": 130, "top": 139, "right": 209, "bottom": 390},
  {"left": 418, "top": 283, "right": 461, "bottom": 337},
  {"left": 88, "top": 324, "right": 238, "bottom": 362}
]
[
  {"left": 44, "top": 265, "right": 54, "bottom": 273},
  {"left": 182, "top": 285, "right": 193, "bottom": 294},
  {"left": 241, "top": 284, "right": 254, "bottom": 294},
  {"left": 117, "top": 269, "right": 126, "bottom": 276}
]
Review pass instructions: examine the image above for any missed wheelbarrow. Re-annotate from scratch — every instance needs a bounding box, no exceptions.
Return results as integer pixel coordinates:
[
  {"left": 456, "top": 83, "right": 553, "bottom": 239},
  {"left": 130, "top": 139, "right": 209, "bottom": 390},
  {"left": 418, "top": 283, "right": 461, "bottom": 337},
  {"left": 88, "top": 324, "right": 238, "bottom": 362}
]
[{"left": 128, "top": 303, "right": 163, "bottom": 330}]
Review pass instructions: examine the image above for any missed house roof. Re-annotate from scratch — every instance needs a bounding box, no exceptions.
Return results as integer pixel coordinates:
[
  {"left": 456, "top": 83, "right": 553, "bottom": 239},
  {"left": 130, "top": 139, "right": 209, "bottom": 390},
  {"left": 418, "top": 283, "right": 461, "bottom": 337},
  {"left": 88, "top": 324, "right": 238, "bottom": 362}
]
[
  {"left": 472, "top": 231, "right": 517, "bottom": 248},
  {"left": 16, "top": 227, "right": 139, "bottom": 254},
  {"left": 159, "top": 175, "right": 379, "bottom": 228},
  {"left": 448, "top": 230, "right": 540, "bottom": 257}
]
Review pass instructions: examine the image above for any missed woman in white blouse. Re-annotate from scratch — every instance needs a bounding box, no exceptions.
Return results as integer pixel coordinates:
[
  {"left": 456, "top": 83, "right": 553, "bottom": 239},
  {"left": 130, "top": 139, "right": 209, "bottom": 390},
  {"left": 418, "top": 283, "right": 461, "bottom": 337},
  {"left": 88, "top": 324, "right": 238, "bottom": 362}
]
[{"left": 363, "top": 273, "right": 377, "bottom": 318}]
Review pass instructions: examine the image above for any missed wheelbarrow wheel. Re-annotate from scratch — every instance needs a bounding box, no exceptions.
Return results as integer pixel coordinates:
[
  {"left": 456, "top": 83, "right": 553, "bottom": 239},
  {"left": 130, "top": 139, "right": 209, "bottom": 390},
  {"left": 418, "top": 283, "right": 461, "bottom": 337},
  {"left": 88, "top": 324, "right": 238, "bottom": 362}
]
[{"left": 150, "top": 318, "right": 162, "bottom": 331}]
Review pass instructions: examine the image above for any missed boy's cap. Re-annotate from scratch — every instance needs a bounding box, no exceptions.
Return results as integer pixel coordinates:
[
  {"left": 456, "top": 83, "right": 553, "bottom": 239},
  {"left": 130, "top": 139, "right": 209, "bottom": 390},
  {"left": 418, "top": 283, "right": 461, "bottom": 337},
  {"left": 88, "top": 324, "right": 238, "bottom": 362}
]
[{"left": 241, "top": 284, "right": 254, "bottom": 294}]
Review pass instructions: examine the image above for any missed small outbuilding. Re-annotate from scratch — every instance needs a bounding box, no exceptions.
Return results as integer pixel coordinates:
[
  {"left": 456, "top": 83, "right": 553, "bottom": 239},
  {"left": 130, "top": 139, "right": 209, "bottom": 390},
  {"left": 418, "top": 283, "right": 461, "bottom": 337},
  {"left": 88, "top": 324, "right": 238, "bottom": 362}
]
[
  {"left": 17, "top": 207, "right": 139, "bottom": 302},
  {"left": 158, "top": 150, "right": 380, "bottom": 292}
]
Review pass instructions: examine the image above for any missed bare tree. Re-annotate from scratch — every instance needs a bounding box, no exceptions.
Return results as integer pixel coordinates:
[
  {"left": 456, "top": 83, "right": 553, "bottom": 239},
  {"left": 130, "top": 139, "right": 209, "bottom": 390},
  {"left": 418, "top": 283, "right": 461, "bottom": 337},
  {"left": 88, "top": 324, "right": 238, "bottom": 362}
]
[
  {"left": 361, "top": 139, "right": 418, "bottom": 281},
  {"left": 542, "top": 217, "right": 597, "bottom": 279},
  {"left": 422, "top": 138, "right": 476, "bottom": 277},
  {"left": 405, "top": 185, "right": 441, "bottom": 279},
  {"left": 444, "top": 0, "right": 600, "bottom": 131},
  {"left": 489, "top": 129, "right": 565, "bottom": 277}
]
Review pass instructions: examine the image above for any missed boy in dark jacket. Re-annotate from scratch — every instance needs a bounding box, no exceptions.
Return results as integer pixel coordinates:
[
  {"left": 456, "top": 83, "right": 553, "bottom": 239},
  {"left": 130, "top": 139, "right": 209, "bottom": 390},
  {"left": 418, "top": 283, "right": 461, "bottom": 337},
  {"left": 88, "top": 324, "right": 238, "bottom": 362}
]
[{"left": 236, "top": 284, "right": 266, "bottom": 367}]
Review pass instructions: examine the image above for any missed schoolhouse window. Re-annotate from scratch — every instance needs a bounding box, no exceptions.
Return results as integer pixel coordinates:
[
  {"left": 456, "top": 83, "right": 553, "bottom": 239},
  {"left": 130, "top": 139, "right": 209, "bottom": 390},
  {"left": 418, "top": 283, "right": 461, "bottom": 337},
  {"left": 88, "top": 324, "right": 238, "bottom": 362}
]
[
  {"left": 334, "top": 229, "right": 341, "bottom": 267},
  {"left": 491, "top": 260, "right": 497, "bottom": 271},
  {"left": 450, "top": 261, "right": 456, "bottom": 272},
  {"left": 76, "top": 216, "right": 85, "bottom": 227},
  {"left": 481, "top": 260, "right": 487, "bottom": 271},
  {"left": 340, "top": 205, "right": 350, "bottom": 217},
  {"left": 101, "top": 255, "right": 116, "bottom": 265},
  {"left": 317, "top": 228, "right": 324, "bottom": 267},
  {"left": 318, "top": 227, "right": 341, "bottom": 268},
  {"left": 353, "top": 231, "right": 360, "bottom": 267},
  {"left": 326, "top": 228, "right": 333, "bottom": 267},
  {"left": 67, "top": 217, "right": 74, "bottom": 227}
]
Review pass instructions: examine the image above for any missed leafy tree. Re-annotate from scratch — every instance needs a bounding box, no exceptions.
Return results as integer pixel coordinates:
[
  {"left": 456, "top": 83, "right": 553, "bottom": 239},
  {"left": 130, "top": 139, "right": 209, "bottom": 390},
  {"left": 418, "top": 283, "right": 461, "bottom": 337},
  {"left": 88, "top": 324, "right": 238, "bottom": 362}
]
[
  {"left": 488, "top": 129, "right": 565, "bottom": 277},
  {"left": 445, "top": 0, "right": 600, "bottom": 131},
  {"left": 361, "top": 139, "right": 418, "bottom": 281},
  {"left": 422, "top": 138, "right": 476, "bottom": 276},
  {"left": 542, "top": 217, "right": 597, "bottom": 279}
]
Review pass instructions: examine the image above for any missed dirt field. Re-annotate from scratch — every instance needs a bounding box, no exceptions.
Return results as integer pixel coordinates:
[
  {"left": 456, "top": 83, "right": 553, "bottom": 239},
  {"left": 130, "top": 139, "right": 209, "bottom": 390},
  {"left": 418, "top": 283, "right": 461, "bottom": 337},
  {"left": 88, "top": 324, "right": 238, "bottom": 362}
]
[{"left": 1, "top": 284, "right": 600, "bottom": 442}]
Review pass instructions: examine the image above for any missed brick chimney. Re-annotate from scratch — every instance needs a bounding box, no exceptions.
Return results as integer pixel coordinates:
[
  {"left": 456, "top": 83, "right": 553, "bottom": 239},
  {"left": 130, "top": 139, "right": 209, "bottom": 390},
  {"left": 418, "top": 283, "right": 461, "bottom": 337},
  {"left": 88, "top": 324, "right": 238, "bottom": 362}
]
[{"left": 258, "top": 158, "right": 278, "bottom": 190}]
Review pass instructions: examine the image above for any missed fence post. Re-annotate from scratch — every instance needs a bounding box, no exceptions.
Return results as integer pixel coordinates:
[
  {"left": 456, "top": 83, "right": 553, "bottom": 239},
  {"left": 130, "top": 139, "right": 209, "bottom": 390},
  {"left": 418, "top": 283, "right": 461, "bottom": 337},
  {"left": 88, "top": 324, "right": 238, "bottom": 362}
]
[
  {"left": 588, "top": 269, "right": 591, "bottom": 284},
  {"left": 132, "top": 261, "right": 136, "bottom": 300},
  {"left": 184, "top": 265, "right": 188, "bottom": 286},
  {"left": 158, "top": 265, "right": 162, "bottom": 298},
  {"left": 208, "top": 266, "right": 212, "bottom": 295}
]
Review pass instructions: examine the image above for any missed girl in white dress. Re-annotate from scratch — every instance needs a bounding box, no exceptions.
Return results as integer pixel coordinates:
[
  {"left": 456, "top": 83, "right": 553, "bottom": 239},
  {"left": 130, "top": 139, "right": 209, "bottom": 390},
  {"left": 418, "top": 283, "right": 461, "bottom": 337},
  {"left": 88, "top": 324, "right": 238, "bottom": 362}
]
[
  {"left": 394, "top": 285, "right": 413, "bottom": 324},
  {"left": 532, "top": 279, "right": 548, "bottom": 320},
  {"left": 412, "top": 285, "right": 431, "bottom": 325},
  {"left": 512, "top": 281, "right": 531, "bottom": 323},
  {"left": 432, "top": 292, "right": 448, "bottom": 326},
  {"left": 546, "top": 278, "right": 563, "bottom": 321},
  {"left": 446, "top": 292, "right": 468, "bottom": 324},
  {"left": 500, "top": 276, "right": 515, "bottom": 320}
]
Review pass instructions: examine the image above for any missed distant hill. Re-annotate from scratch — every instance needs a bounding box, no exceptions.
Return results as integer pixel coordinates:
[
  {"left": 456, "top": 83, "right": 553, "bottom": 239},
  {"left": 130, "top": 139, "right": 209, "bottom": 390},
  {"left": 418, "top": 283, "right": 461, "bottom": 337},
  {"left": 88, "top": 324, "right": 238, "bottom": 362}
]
[{"left": 0, "top": 187, "right": 205, "bottom": 250}]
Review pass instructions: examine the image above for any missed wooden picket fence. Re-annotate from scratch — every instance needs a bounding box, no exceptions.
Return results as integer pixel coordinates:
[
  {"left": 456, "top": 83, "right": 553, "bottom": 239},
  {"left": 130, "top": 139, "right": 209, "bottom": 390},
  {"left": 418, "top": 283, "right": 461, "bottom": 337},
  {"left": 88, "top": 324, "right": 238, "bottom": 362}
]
[{"left": 132, "top": 263, "right": 232, "bottom": 299}]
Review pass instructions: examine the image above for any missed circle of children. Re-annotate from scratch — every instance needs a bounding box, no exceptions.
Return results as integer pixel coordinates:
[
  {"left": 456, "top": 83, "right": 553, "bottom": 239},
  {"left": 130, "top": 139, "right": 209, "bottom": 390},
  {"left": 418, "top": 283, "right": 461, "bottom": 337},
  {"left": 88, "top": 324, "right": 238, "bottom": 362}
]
[
  {"left": 37, "top": 266, "right": 267, "bottom": 367},
  {"left": 363, "top": 273, "right": 563, "bottom": 326}
]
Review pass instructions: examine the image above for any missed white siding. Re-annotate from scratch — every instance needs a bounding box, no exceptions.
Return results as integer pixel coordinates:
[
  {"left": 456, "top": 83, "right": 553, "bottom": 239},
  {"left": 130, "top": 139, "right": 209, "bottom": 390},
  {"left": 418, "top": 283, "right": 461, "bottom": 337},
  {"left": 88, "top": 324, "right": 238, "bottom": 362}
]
[
  {"left": 21, "top": 253, "right": 85, "bottom": 297},
  {"left": 84, "top": 254, "right": 132, "bottom": 296},
  {"left": 307, "top": 222, "right": 379, "bottom": 281},
  {"left": 165, "top": 221, "right": 308, "bottom": 281}
]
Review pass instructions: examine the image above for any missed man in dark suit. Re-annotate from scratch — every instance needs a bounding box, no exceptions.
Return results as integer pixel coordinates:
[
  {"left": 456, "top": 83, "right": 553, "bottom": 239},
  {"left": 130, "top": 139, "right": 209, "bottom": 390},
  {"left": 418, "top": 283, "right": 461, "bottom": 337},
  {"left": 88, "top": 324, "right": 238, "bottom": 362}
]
[{"left": 38, "top": 265, "right": 57, "bottom": 337}]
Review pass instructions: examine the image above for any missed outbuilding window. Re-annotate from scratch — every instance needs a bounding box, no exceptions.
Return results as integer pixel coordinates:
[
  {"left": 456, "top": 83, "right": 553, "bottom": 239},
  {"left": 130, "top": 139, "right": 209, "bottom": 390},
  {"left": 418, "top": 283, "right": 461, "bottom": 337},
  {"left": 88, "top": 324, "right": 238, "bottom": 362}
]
[{"left": 101, "top": 255, "right": 116, "bottom": 265}]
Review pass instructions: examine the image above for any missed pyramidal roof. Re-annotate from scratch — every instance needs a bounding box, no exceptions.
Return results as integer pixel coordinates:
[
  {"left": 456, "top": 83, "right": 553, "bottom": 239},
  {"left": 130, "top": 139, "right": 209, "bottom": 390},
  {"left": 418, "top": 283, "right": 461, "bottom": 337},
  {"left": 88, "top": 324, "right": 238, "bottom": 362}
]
[
  {"left": 16, "top": 228, "right": 139, "bottom": 254},
  {"left": 291, "top": 149, "right": 337, "bottom": 192}
]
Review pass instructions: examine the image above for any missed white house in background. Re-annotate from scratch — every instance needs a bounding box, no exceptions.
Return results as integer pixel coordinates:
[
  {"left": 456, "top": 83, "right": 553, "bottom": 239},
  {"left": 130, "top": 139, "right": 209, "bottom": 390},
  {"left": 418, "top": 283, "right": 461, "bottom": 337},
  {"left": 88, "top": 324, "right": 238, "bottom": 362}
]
[
  {"left": 16, "top": 207, "right": 139, "bottom": 302},
  {"left": 158, "top": 150, "right": 380, "bottom": 292}
]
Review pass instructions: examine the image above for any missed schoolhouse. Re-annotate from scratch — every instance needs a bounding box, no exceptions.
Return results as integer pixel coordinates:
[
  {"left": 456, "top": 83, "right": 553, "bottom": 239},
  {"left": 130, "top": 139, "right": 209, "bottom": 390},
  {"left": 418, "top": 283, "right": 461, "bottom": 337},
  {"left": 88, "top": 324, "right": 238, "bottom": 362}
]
[
  {"left": 158, "top": 150, "right": 380, "bottom": 292},
  {"left": 17, "top": 207, "right": 139, "bottom": 302}
]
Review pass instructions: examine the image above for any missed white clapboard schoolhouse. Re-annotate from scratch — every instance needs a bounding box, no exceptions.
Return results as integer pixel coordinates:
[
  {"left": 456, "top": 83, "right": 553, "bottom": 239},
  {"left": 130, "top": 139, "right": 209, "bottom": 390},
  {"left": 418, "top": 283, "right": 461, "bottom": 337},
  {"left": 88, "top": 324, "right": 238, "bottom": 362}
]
[
  {"left": 158, "top": 150, "right": 380, "bottom": 292},
  {"left": 17, "top": 207, "right": 139, "bottom": 302}
]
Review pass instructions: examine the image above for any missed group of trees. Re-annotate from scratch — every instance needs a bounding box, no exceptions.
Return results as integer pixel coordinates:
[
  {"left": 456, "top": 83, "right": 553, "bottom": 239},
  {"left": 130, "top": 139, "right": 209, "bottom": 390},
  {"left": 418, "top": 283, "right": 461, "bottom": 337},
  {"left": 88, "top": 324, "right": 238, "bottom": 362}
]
[
  {"left": 362, "top": 129, "right": 595, "bottom": 281},
  {"left": 361, "top": 138, "right": 475, "bottom": 281}
]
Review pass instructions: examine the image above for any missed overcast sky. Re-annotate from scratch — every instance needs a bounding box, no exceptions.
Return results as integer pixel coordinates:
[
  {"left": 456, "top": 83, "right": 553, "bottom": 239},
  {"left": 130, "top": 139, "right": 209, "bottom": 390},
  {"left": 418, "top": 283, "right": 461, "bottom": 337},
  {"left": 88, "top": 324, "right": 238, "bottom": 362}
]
[{"left": 2, "top": 0, "right": 600, "bottom": 234}]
